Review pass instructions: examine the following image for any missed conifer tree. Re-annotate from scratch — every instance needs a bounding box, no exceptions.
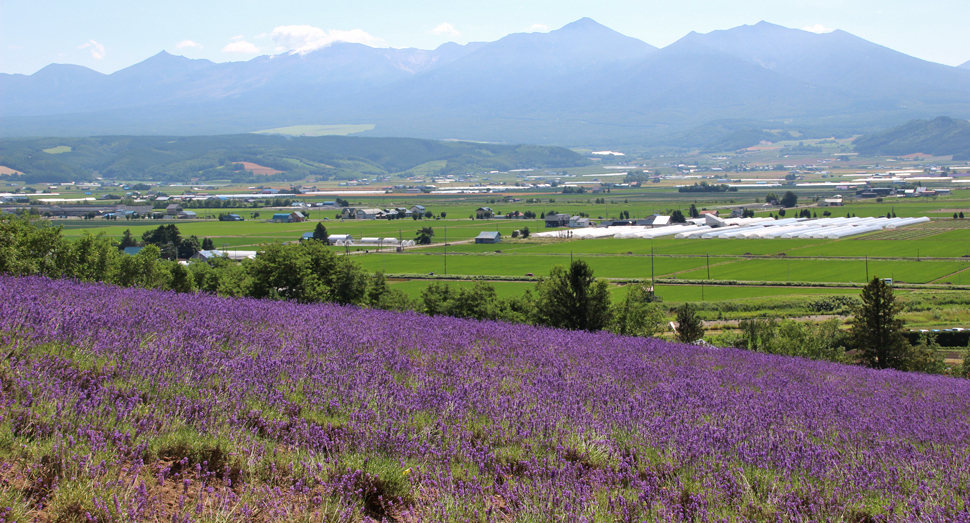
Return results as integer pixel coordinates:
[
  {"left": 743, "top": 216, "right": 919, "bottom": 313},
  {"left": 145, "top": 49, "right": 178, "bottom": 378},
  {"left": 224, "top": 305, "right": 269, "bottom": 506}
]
[{"left": 850, "top": 277, "right": 908, "bottom": 369}]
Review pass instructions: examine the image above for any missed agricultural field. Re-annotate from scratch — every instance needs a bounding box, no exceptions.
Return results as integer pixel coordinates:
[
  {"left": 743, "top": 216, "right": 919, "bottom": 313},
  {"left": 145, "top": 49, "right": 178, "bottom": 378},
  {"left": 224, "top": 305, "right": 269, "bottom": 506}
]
[
  {"left": 355, "top": 252, "right": 711, "bottom": 278},
  {"left": 1, "top": 277, "right": 968, "bottom": 521},
  {"left": 676, "top": 258, "right": 967, "bottom": 284}
]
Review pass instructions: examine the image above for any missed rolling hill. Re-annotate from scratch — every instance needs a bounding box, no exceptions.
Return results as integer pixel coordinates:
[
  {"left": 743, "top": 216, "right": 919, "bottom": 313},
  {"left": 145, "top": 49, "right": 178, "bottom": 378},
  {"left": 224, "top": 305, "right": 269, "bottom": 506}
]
[
  {"left": 852, "top": 116, "right": 970, "bottom": 159},
  {"left": 2, "top": 19, "right": 970, "bottom": 149},
  {"left": 0, "top": 134, "right": 590, "bottom": 183}
]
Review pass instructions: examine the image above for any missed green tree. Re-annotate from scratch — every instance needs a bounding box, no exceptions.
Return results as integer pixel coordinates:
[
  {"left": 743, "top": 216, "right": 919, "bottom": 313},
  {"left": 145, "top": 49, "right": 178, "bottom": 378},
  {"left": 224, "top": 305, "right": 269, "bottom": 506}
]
[
  {"left": 610, "top": 284, "right": 665, "bottom": 337},
  {"left": 445, "top": 281, "right": 502, "bottom": 321},
  {"left": 312, "top": 222, "right": 330, "bottom": 244},
  {"left": 421, "top": 282, "right": 453, "bottom": 316},
  {"left": 366, "top": 271, "right": 413, "bottom": 311},
  {"left": 202, "top": 237, "right": 215, "bottom": 250},
  {"left": 64, "top": 232, "right": 120, "bottom": 283},
  {"left": 520, "top": 226, "right": 530, "bottom": 239},
  {"left": 675, "top": 303, "right": 705, "bottom": 343},
  {"left": 780, "top": 191, "right": 798, "bottom": 208},
  {"left": 850, "top": 277, "right": 909, "bottom": 370},
  {"left": 670, "top": 210, "right": 687, "bottom": 223},
  {"left": 119, "top": 229, "right": 138, "bottom": 250},
  {"left": 688, "top": 203, "right": 700, "bottom": 219},
  {"left": 177, "top": 236, "right": 202, "bottom": 259},
  {"left": 533, "top": 260, "right": 613, "bottom": 331},
  {"left": 116, "top": 245, "right": 169, "bottom": 289},
  {"left": 904, "top": 333, "right": 946, "bottom": 374},
  {"left": 415, "top": 226, "right": 434, "bottom": 245},
  {"left": 168, "top": 263, "right": 195, "bottom": 293},
  {"left": 737, "top": 317, "right": 778, "bottom": 352}
]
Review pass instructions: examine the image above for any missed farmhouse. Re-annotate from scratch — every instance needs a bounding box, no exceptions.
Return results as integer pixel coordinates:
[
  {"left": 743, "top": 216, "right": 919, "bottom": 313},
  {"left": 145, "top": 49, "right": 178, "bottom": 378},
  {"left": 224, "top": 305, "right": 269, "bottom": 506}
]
[
  {"left": 355, "top": 208, "right": 383, "bottom": 220},
  {"left": 177, "top": 210, "right": 197, "bottom": 219},
  {"left": 165, "top": 204, "right": 183, "bottom": 215},
  {"left": 474, "top": 231, "right": 502, "bottom": 244},
  {"left": 476, "top": 207, "right": 494, "bottom": 219},
  {"left": 820, "top": 198, "right": 844, "bottom": 207},
  {"left": 544, "top": 213, "right": 570, "bottom": 227}
]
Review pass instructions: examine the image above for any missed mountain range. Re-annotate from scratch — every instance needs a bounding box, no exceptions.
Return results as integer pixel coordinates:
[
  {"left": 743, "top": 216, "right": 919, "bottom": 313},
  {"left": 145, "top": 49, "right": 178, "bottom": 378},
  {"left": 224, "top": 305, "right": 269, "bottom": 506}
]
[{"left": 3, "top": 18, "right": 970, "bottom": 149}]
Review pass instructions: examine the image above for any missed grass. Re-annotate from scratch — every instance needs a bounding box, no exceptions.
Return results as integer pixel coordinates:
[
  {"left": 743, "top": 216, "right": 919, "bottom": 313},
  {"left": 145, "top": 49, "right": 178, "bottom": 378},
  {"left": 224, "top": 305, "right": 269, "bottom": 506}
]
[{"left": 252, "top": 124, "right": 376, "bottom": 136}]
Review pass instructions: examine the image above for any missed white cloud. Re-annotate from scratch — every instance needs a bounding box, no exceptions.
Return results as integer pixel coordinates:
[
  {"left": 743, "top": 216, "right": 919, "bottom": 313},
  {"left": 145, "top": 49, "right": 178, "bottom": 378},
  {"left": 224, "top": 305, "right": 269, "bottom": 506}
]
[
  {"left": 222, "top": 40, "right": 260, "bottom": 54},
  {"left": 802, "top": 24, "right": 834, "bottom": 34},
  {"left": 430, "top": 22, "right": 460, "bottom": 37},
  {"left": 528, "top": 24, "right": 549, "bottom": 32},
  {"left": 176, "top": 40, "right": 203, "bottom": 50},
  {"left": 231, "top": 35, "right": 245, "bottom": 41},
  {"left": 269, "top": 25, "right": 384, "bottom": 54},
  {"left": 78, "top": 40, "right": 105, "bottom": 60}
]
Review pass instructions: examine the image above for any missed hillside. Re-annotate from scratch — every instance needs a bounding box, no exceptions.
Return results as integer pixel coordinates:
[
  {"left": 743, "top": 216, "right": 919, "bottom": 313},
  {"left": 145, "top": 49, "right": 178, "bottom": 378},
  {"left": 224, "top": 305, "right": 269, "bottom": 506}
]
[
  {"left": 852, "top": 116, "right": 970, "bottom": 159},
  {"left": 1, "top": 276, "right": 968, "bottom": 521},
  {"left": 0, "top": 134, "right": 590, "bottom": 183},
  {"left": 3, "top": 19, "right": 970, "bottom": 148}
]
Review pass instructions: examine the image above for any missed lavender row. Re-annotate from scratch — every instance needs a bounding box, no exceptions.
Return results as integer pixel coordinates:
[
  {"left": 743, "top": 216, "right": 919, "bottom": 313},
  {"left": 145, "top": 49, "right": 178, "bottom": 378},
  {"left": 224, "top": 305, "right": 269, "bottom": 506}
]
[{"left": 0, "top": 276, "right": 968, "bottom": 522}]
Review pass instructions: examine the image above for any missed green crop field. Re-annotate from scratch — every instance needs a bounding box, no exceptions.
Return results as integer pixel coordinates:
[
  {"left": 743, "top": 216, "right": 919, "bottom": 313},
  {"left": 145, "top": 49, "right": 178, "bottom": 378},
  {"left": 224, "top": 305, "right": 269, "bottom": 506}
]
[
  {"left": 676, "top": 258, "right": 967, "bottom": 284},
  {"left": 614, "top": 283, "right": 860, "bottom": 302},
  {"left": 355, "top": 252, "right": 710, "bottom": 278}
]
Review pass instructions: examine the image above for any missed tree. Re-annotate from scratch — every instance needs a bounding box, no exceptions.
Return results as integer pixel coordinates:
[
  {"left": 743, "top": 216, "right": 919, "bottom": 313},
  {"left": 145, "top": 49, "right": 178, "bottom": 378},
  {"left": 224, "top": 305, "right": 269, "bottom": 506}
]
[
  {"left": 533, "top": 260, "right": 612, "bottom": 331},
  {"left": 520, "top": 226, "right": 530, "bottom": 239},
  {"left": 780, "top": 191, "right": 798, "bottom": 208},
  {"left": 675, "top": 303, "right": 705, "bottom": 343},
  {"left": 850, "top": 277, "right": 909, "bottom": 370},
  {"left": 177, "top": 236, "right": 202, "bottom": 259},
  {"left": 610, "top": 285, "right": 665, "bottom": 337},
  {"left": 688, "top": 203, "right": 700, "bottom": 219},
  {"left": 367, "top": 271, "right": 413, "bottom": 311},
  {"left": 202, "top": 237, "right": 215, "bottom": 250},
  {"left": 905, "top": 333, "right": 946, "bottom": 374},
  {"left": 415, "top": 226, "right": 434, "bottom": 245},
  {"left": 440, "top": 212, "right": 447, "bottom": 218},
  {"left": 670, "top": 210, "right": 686, "bottom": 223},
  {"left": 312, "top": 222, "right": 329, "bottom": 244},
  {"left": 119, "top": 229, "right": 138, "bottom": 250}
]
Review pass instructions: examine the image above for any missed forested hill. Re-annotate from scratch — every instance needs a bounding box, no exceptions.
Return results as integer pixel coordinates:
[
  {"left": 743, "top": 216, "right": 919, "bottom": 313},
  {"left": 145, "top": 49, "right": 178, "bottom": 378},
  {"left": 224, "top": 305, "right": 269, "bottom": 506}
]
[
  {"left": 0, "top": 134, "right": 590, "bottom": 183},
  {"left": 853, "top": 116, "right": 970, "bottom": 160}
]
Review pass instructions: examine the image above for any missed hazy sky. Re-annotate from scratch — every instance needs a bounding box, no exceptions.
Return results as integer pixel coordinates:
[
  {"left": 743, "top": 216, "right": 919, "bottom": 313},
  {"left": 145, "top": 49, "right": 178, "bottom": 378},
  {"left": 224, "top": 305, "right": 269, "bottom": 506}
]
[{"left": 2, "top": 0, "right": 968, "bottom": 75}]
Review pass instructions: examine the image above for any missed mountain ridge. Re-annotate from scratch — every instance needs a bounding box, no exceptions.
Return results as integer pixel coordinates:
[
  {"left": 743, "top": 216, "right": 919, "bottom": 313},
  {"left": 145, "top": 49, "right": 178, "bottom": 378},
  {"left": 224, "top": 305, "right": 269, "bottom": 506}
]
[{"left": 2, "top": 19, "right": 969, "bottom": 148}]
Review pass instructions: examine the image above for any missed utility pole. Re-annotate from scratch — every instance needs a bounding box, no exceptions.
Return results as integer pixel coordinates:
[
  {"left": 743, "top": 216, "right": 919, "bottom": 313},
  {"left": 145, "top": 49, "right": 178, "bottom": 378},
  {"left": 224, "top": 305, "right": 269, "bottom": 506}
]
[
  {"left": 651, "top": 246, "right": 655, "bottom": 288},
  {"left": 706, "top": 252, "right": 710, "bottom": 280},
  {"left": 444, "top": 226, "right": 447, "bottom": 275},
  {"left": 865, "top": 255, "right": 869, "bottom": 282}
]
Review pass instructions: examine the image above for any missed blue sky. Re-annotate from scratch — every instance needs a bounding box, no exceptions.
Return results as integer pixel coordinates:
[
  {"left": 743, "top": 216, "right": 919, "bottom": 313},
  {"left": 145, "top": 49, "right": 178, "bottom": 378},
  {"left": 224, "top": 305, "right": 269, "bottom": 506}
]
[{"left": 2, "top": 0, "right": 968, "bottom": 75}]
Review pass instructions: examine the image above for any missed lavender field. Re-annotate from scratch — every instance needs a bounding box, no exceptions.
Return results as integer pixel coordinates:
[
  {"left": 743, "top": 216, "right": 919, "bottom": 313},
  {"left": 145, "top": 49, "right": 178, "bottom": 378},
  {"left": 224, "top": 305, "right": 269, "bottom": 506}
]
[{"left": 0, "top": 276, "right": 968, "bottom": 522}]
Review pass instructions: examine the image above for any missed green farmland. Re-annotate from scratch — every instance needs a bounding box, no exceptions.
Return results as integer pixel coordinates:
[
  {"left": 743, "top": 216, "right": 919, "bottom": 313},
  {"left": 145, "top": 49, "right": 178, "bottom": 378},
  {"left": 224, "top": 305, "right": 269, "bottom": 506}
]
[{"left": 356, "top": 252, "right": 711, "bottom": 278}]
